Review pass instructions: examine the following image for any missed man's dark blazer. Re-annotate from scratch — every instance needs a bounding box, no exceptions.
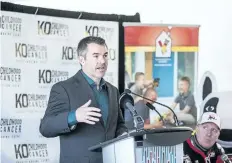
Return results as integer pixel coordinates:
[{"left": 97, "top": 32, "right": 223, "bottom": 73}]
[{"left": 39, "top": 70, "right": 127, "bottom": 163}]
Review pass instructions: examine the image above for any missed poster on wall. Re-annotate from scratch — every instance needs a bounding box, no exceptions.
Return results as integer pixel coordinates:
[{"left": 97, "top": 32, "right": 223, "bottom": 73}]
[
  {"left": 0, "top": 10, "right": 119, "bottom": 163},
  {"left": 123, "top": 24, "right": 199, "bottom": 99},
  {"left": 123, "top": 23, "right": 199, "bottom": 134}
]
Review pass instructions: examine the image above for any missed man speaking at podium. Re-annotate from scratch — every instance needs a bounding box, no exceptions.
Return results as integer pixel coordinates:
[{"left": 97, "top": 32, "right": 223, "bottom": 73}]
[{"left": 39, "top": 36, "right": 127, "bottom": 163}]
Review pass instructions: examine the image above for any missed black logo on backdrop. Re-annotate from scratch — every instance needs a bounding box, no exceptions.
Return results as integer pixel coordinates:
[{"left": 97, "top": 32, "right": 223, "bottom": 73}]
[
  {"left": 38, "top": 70, "right": 69, "bottom": 88},
  {"left": 14, "top": 144, "right": 49, "bottom": 162},
  {"left": 0, "top": 67, "right": 21, "bottom": 87},
  {"left": 61, "top": 46, "right": 78, "bottom": 64},
  {"left": 1, "top": 118, "right": 22, "bottom": 139},
  {"left": 0, "top": 15, "right": 22, "bottom": 36},
  {"left": 15, "top": 94, "right": 47, "bottom": 113},
  {"left": 85, "top": 25, "right": 114, "bottom": 42},
  {"left": 62, "top": 45, "right": 116, "bottom": 62},
  {"left": 15, "top": 43, "right": 48, "bottom": 64},
  {"left": 85, "top": 26, "right": 99, "bottom": 37},
  {"left": 38, "top": 21, "right": 69, "bottom": 37}
]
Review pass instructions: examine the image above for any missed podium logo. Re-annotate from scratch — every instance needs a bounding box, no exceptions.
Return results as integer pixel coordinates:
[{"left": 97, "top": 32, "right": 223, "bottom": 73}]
[
  {"left": 15, "top": 93, "right": 48, "bottom": 113},
  {"left": 85, "top": 25, "right": 114, "bottom": 42},
  {"left": 15, "top": 43, "right": 48, "bottom": 64},
  {"left": 0, "top": 15, "right": 22, "bottom": 36},
  {"left": 38, "top": 69, "right": 69, "bottom": 86},
  {"left": 1, "top": 118, "right": 22, "bottom": 139},
  {"left": 14, "top": 144, "right": 49, "bottom": 162},
  {"left": 38, "top": 20, "right": 69, "bottom": 37},
  {"left": 0, "top": 67, "right": 21, "bottom": 87}
]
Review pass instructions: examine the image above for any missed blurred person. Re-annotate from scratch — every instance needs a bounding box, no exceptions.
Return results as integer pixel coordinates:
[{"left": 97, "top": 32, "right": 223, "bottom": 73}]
[
  {"left": 142, "top": 78, "right": 160, "bottom": 94},
  {"left": 124, "top": 88, "right": 163, "bottom": 130},
  {"left": 166, "top": 76, "right": 197, "bottom": 126},
  {"left": 130, "top": 72, "right": 153, "bottom": 103},
  {"left": 39, "top": 36, "right": 127, "bottom": 163}
]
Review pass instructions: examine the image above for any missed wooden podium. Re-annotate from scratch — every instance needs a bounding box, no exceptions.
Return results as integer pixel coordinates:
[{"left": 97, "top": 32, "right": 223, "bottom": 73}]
[{"left": 89, "top": 127, "right": 193, "bottom": 163}]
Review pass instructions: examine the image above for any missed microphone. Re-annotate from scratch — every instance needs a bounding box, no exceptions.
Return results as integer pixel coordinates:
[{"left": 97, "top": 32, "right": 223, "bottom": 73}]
[
  {"left": 216, "top": 143, "right": 232, "bottom": 163},
  {"left": 119, "top": 92, "right": 144, "bottom": 130},
  {"left": 145, "top": 102, "right": 165, "bottom": 125},
  {"left": 125, "top": 89, "right": 180, "bottom": 126}
]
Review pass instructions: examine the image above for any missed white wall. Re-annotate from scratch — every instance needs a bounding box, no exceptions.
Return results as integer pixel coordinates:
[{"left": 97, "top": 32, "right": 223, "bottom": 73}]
[{"left": 4, "top": 0, "right": 232, "bottom": 91}]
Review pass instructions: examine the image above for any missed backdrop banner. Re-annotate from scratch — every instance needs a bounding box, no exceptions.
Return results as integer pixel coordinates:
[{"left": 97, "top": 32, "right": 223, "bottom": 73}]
[{"left": 1, "top": 11, "right": 119, "bottom": 163}]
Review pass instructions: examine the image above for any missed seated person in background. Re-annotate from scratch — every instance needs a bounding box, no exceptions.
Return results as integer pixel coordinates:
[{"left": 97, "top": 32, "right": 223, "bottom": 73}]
[
  {"left": 124, "top": 88, "right": 163, "bottom": 130},
  {"left": 183, "top": 112, "right": 224, "bottom": 163},
  {"left": 142, "top": 78, "right": 160, "bottom": 95},
  {"left": 130, "top": 72, "right": 153, "bottom": 103},
  {"left": 166, "top": 76, "right": 197, "bottom": 126}
]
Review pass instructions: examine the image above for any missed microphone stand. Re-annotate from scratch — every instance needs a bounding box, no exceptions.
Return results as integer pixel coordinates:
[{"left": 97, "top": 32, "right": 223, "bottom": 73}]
[
  {"left": 119, "top": 93, "right": 145, "bottom": 132},
  {"left": 125, "top": 89, "right": 180, "bottom": 126},
  {"left": 145, "top": 102, "right": 165, "bottom": 125}
]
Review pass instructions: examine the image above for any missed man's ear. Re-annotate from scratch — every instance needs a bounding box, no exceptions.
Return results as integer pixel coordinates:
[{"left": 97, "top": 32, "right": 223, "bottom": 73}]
[
  {"left": 195, "top": 125, "right": 200, "bottom": 133},
  {"left": 78, "top": 56, "right": 85, "bottom": 66}
]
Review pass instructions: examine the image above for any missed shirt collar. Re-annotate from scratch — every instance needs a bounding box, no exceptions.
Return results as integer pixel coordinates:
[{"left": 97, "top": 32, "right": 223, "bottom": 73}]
[
  {"left": 180, "top": 91, "right": 191, "bottom": 98},
  {"left": 81, "top": 69, "right": 106, "bottom": 89}
]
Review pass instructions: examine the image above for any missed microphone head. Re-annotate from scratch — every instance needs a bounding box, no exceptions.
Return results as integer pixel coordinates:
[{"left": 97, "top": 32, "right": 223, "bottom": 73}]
[
  {"left": 119, "top": 93, "right": 134, "bottom": 109},
  {"left": 124, "top": 89, "right": 131, "bottom": 94}
]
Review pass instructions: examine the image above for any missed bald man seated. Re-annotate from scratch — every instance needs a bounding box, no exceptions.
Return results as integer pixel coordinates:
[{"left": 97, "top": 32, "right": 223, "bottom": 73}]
[{"left": 124, "top": 88, "right": 163, "bottom": 130}]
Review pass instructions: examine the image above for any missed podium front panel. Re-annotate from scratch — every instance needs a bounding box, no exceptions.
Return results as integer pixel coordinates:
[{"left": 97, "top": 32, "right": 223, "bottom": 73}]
[
  {"left": 101, "top": 137, "right": 184, "bottom": 163},
  {"left": 102, "top": 137, "right": 136, "bottom": 163},
  {"left": 136, "top": 144, "right": 183, "bottom": 163}
]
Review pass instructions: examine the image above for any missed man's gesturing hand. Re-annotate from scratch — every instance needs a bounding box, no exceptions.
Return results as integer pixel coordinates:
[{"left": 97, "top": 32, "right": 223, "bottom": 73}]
[{"left": 75, "top": 100, "right": 102, "bottom": 125}]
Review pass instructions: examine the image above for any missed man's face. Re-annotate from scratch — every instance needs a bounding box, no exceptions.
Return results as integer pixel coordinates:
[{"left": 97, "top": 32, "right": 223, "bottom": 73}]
[
  {"left": 80, "top": 43, "right": 108, "bottom": 81},
  {"left": 136, "top": 75, "right": 145, "bottom": 89},
  {"left": 178, "top": 80, "right": 189, "bottom": 94},
  {"left": 196, "top": 122, "right": 220, "bottom": 149},
  {"left": 148, "top": 91, "right": 157, "bottom": 104}
]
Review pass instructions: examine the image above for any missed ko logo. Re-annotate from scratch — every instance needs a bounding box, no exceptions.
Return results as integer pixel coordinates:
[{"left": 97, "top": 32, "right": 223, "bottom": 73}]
[
  {"left": 38, "top": 21, "right": 51, "bottom": 35},
  {"left": 39, "top": 70, "right": 51, "bottom": 84},
  {"left": 15, "top": 94, "right": 28, "bottom": 108},
  {"left": 85, "top": 26, "right": 99, "bottom": 37},
  {"left": 14, "top": 144, "right": 29, "bottom": 159},
  {"left": 62, "top": 47, "right": 76, "bottom": 60},
  {"left": 15, "top": 43, "right": 27, "bottom": 58}
]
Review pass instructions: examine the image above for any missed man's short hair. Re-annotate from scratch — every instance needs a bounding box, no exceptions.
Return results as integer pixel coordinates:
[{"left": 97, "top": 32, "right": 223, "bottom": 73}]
[
  {"left": 180, "top": 76, "right": 190, "bottom": 85},
  {"left": 135, "top": 72, "right": 144, "bottom": 81},
  {"left": 77, "top": 36, "right": 107, "bottom": 58}
]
